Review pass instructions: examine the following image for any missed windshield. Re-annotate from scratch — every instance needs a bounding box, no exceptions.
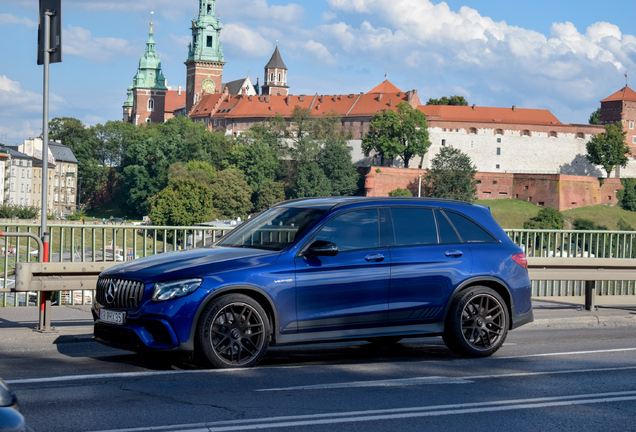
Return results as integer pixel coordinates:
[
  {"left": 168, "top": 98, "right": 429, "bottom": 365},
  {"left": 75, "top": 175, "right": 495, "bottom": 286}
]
[{"left": 218, "top": 207, "right": 326, "bottom": 251}]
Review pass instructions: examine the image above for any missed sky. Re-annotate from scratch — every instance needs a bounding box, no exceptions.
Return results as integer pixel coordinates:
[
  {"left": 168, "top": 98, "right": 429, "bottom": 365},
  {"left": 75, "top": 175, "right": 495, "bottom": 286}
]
[{"left": 0, "top": 0, "right": 635, "bottom": 144}]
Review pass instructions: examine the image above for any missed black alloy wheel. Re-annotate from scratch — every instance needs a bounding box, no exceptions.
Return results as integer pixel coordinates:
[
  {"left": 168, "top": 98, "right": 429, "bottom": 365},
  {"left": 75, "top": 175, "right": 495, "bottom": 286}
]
[
  {"left": 443, "top": 286, "right": 509, "bottom": 357},
  {"left": 197, "top": 294, "right": 270, "bottom": 368}
]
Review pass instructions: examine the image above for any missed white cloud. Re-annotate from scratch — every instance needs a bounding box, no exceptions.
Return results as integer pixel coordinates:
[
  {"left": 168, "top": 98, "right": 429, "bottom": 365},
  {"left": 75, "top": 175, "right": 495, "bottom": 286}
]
[
  {"left": 322, "top": 11, "right": 337, "bottom": 22},
  {"left": 304, "top": 40, "right": 336, "bottom": 64},
  {"left": 217, "top": 0, "right": 304, "bottom": 25},
  {"left": 221, "top": 23, "right": 273, "bottom": 58},
  {"left": 170, "top": 34, "right": 190, "bottom": 50},
  {"left": 63, "top": 25, "right": 138, "bottom": 63},
  {"left": 0, "top": 13, "right": 37, "bottom": 28},
  {"left": 0, "top": 75, "right": 44, "bottom": 117}
]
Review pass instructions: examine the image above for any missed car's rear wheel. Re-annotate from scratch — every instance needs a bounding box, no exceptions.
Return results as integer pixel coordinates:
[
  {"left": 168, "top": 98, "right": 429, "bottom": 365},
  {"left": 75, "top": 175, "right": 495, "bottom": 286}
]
[
  {"left": 196, "top": 294, "right": 270, "bottom": 368},
  {"left": 443, "top": 286, "right": 508, "bottom": 357}
]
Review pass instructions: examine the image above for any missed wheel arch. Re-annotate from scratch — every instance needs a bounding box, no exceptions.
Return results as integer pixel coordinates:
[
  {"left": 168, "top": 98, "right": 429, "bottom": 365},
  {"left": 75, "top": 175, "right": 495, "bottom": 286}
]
[
  {"left": 188, "top": 285, "right": 280, "bottom": 348},
  {"left": 443, "top": 277, "right": 515, "bottom": 329}
]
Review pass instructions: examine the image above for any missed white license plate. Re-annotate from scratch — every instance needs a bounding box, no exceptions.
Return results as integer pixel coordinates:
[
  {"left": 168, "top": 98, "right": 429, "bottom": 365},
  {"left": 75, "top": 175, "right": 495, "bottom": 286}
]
[{"left": 100, "top": 309, "right": 125, "bottom": 325}]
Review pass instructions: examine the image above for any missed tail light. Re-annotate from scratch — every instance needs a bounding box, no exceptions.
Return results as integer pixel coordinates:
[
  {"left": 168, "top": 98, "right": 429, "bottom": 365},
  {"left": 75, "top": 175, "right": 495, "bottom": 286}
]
[{"left": 512, "top": 252, "right": 527, "bottom": 269}]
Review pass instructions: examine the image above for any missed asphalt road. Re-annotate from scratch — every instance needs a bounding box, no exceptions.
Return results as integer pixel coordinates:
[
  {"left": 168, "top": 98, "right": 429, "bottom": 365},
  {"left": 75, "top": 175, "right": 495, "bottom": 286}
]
[{"left": 2, "top": 324, "right": 635, "bottom": 432}]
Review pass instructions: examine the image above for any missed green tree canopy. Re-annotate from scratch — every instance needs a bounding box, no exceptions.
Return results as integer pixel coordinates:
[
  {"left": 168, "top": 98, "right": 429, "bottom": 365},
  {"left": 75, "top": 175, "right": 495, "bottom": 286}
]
[
  {"left": 317, "top": 138, "right": 360, "bottom": 196},
  {"left": 254, "top": 179, "right": 286, "bottom": 212},
  {"left": 589, "top": 108, "right": 602, "bottom": 125},
  {"left": 585, "top": 123, "right": 631, "bottom": 178},
  {"left": 362, "top": 102, "right": 431, "bottom": 168},
  {"left": 149, "top": 178, "right": 214, "bottom": 227},
  {"left": 426, "top": 96, "right": 469, "bottom": 106},
  {"left": 210, "top": 169, "right": 253, "bottom": 218},
  {"left": 424, "top": 146, "right": 477, "bottom": 201},
  {"left": 523, "top": 207, "right": 564, "bottom": 229},
  {"left": 223, "top": 141, "right": 279, "bottom": 193},
  {"left": 293, "top": 161, "right": 332, "bottom": 198},
  {"left": 617, "top": 178, "right": 636, "bottom": 212}
]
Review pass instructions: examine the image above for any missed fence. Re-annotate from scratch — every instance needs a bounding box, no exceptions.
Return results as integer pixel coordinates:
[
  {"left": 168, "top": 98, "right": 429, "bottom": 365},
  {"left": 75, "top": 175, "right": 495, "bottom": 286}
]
[
  {"left": 505, "top": 229, "right": 636, "bottom": 298},
  {"left": 0, "top": 222, "right": 233, "bottom": 307}
]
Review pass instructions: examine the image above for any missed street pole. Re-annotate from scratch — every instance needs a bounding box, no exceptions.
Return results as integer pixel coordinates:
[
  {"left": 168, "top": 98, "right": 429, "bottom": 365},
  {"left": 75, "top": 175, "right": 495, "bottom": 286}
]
[{"left": 38, "top": 9, "right": 53, "bottom": 332}]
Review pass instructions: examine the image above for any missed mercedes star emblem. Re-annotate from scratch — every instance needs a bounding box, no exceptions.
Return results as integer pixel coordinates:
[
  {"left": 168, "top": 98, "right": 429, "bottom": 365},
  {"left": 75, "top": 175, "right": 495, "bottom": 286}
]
[{"left": 106, "top": 281, "right": 117, "bottom": 305}]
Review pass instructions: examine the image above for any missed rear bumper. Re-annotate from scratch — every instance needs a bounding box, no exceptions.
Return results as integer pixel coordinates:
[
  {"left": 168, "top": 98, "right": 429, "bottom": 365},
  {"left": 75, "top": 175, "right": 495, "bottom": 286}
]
[{"left": 510, "top": 308, "right": 534, "bottom": 329}]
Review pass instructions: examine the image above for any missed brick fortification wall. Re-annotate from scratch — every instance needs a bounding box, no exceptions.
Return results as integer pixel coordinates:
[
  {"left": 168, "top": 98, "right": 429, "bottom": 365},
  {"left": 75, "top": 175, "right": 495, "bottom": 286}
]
[{"left": 363, "top": 167, "right": 624, "bottom": 211}]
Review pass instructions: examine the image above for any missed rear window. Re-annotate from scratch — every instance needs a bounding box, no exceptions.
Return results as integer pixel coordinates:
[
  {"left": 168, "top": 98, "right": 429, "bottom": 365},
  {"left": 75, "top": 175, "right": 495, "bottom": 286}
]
[
  {"left": 435, "top": 210, "right": 461, "bottom": 244},
  {"left": 390, "top": 208, "right": 437, "bottom": 246},
  {"left": 444, "top": 211, "right": 496, "bottom": 243}
]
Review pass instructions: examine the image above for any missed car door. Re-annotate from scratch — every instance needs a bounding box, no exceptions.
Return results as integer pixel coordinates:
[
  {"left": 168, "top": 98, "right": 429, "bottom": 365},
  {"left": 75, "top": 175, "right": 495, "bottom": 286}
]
[
  {"left": 388, "top": 207, "right": 472, "bottom": 325},
  {"left": 294, "top": 207, "right": 390, "bottom": 333}
]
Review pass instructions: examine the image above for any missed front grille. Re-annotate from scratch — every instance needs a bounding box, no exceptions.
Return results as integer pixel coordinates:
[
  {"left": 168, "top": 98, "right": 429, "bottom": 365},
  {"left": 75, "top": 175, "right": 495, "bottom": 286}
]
[{"left": 96, "top": 277, "right": 145, "bottom": 308}]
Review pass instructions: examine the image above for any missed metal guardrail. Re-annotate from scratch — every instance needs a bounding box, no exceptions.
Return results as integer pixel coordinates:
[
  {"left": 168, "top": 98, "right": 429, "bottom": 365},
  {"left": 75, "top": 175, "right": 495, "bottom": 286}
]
[
  {"left": 527, "top": 257, "right": 636, "bottom": 310},
  {"left": 0, "top": 222, "right": 233, "bottom": 307}
]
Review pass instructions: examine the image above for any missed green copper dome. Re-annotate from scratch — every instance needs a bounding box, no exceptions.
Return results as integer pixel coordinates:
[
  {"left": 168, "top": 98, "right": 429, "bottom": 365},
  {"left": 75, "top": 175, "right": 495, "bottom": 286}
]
[
  {"left": 131, "top": 19, "right": 167, "bottom": 91},
  {"left": 187, "top": 0, "right": 224, "bottom": 62}
]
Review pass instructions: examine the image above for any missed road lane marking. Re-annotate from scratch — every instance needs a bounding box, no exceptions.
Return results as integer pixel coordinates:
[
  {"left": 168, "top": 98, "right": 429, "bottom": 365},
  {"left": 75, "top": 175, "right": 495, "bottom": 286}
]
[
  {"left": 6, "top": 347, "right": 636, "bottom": 386},
  {"left": 495, "top": 347, "right": 636, "bottom": 359},
  {"left": 86, "top": 390, "right": 636, "bottom": 432},
  {"left": 257, "top": 365, "right": 636, "bottom": 391}
]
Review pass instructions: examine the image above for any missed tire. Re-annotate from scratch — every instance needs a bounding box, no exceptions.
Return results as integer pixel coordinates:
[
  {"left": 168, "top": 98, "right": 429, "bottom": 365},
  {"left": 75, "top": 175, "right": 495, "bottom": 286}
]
[
  {"left": 366, "top": 336, "right": 403, "bottom": 345},
  {"left": 196, "top": 294, "right": 270, "bottom": 368},
  {"left": 443, "top": 286, "right": 509, "bottom": 357}
]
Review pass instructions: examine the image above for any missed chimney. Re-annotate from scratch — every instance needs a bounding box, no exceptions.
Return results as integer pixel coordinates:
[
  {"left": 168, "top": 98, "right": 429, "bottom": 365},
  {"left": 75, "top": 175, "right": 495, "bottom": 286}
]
[
  {"left": 319, "top": 95, "right": 324, "bottom": 103},
  {"left": 265, "top": 95, "right": 270, "bottom": 103},
  {"left": 299, "top": 95, "right": 305, "bottom": 102},
  {"left": 249, "top": 95, "right": 253, "bottom": 101},
  {"left": 348, "top": 94, "right": 354, "bottom": 99},
  {"left": 472, "top": 104, "right": 476, "bottom": 110},
  {"left": 389, "top": 98, "right": 393, "bottom": 107},
  {"left": 242, "top": 87, "right": 247, "bottom": 95},
  {"left": 512, "top": 105, "right": 516, "bottom": 112},
  {"left": 397, "top": 92, "right": 401, "bottom": 97},
  {"left": 259, "top": 95, "right": 264, "bottom": 102},
  {"left": 178, "top": 86, "right": 182, "bottom": 96},
  {"left": 378, "top": 93, "right": 383, "bottom": 102},
  {"left": 285, "top": 95, "right": 290, "bottom": 106}
]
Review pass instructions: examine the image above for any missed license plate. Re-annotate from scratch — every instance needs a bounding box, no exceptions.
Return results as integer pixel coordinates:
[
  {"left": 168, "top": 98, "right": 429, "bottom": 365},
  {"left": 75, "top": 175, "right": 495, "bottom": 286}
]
[{"left": 100, "top": 309, "right": 125, "bottom": 325}]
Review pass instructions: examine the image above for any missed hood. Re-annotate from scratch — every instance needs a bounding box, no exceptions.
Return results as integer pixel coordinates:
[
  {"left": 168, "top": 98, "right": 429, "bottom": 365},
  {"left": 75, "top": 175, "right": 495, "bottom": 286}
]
[{"left": 100, "top": 247, "right": 279, "bottom": 283}]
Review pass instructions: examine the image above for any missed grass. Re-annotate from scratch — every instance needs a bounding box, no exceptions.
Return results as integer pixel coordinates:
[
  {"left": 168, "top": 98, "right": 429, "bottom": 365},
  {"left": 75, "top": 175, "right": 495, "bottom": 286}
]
[
  {"left": 476, "top": 199, "right": 636, "bottom": 230},
  {"left": 475, "top": 199, "right": 542, "bottom": 229},
  {"left": 562, "top": 205, "right": 636, "bottom": 230}
]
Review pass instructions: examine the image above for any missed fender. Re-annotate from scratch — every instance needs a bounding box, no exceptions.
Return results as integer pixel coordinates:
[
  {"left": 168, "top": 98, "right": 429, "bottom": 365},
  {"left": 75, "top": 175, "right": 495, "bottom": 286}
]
[
  {"left": 442, "top": 276, "right": 516, "bottom": 327},
  {"left": 181, "top": 284, "right": 281, "bottom": 351}
]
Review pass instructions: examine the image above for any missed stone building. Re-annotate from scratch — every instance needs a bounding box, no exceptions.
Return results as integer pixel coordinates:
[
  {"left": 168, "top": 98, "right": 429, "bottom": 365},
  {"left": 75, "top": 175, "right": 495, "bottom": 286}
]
[{"left": 0, "top": 147, "right": 33, "bottom": 207}]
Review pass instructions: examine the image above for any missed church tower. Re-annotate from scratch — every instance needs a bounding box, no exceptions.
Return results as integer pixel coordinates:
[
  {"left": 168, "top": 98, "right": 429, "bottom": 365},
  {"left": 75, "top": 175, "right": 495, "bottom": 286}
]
[
  {"left": 185, "top": 0, "right": 225, "bottom": 114},
  {"left": 128, "top": 15, "right": 168, "bottom": 125},
  {"left": 261, "top": 44, "right": 288, "bottom": 96}
]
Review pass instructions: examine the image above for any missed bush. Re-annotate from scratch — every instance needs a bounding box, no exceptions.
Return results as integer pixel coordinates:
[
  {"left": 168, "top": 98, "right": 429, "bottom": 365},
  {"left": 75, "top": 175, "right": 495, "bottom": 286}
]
[
  {"left": 523, "top": 207, "right": 563, "bottom": 229},
  {"left": 66, "top": 209, "right": 87, "bottom": 221},
  {"left": 0, "top": 204, "right": 40, "bottom": 219},
  {"left": 388, "top": 188, "right": 413, "bottom": 197}
]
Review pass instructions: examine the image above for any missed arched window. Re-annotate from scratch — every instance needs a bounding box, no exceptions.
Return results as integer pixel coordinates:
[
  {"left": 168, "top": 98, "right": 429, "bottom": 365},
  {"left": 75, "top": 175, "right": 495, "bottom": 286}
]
[
  {"left": 270, "top": 73, "right": 274, "bottom": 81},
  {"left": 549, "top": 131, "right": 558, "bottom": 138},
  {"left": 577, "top": 132, "right": 585, "bottom": 139},
  {"left": 495, "top": 129, "right": 503, "bottom": 135},
  {"left": 469, "top": 127, "right": 477, "bottom": 134},
  {"left": 521, "top": 130, "right": 531, "bottom": 137},
  {"left": 278, "top": 73, "right": 282, "bottom": 82},
  {"left": 147, "top": 98, "right": 154, "bottom": 112}
]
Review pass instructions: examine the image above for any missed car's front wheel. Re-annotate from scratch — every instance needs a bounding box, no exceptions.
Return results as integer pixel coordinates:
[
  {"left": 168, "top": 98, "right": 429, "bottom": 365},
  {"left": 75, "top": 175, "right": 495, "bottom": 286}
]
[
  {"left": 196, "top": 294, "right": 270, "bottom": 368},
  {"left": 443, "top": 286, "right": 509, "bottom": 357}
]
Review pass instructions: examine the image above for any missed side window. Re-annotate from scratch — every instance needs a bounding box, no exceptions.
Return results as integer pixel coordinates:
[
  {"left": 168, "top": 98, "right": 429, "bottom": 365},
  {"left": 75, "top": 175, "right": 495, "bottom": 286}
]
[
  {"left": 390, "top": 207, "right": 437, "bottom": 246},
  {"left": 435, "top": 210, "right": 461, "bottom": 244},
  {"left": 314, "top": 209, "right": 379, "bottom": 252},
  {"left": 444, "top": 211, "right": 496, "bottom": 243}
]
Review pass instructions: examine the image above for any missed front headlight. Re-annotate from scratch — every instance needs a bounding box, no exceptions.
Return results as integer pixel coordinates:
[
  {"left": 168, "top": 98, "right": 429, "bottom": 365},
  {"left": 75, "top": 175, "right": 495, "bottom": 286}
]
[{"left": 152, "top": 278, "right": 202, "bottom": 302}]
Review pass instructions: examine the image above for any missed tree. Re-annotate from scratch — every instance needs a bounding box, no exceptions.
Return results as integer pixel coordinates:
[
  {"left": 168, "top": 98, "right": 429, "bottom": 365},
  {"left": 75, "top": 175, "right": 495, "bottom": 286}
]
[
  {"left": 589, "top": 108, "right": 602, "bottom": 125},
  {"left": 617, "top": 218, "right": 634, "bottom": 231},
  {"left": 617, "top": 178, "right": 636, "bottom": 212},
  {"left": 426, "top": 96, "right": 469, "bottom": 106},
  {"left": 149, "top": 178, "right": 215, "bottom": 227},
  {"left": 317, "top": 138, "right": 360, "bottom": 196},
  {"left": 293, "top": 161, "right": 332, "bottom": 198},
  {"left": 254, "top": 179, "right": 286, "bottom": 212},
  {"left": 362, "top": 102, "right": 431, "bottom": 168},
  {"left": 585, "top": 123, "right": 631, "bottom": 178},
  {"left": 424, "top": 146, "right": 477, "bottom": 202},
  {"left": 209, "top": 169, "right": 253, "bottom": 218},
  {"left": 224, "top": 141, "right": 279, "bottom": 193},
  {"left": 523, "top": 207, "right": 563, "bottom": 229},
  {"left": 388, "top": 188, "right": 413, "bottom": 197}
]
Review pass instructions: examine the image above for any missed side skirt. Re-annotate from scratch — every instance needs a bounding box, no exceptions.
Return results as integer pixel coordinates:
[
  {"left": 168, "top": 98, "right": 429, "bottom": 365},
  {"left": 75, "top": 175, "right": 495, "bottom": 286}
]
[{"left": 274, "top": 322, "right": 445, "bottom": 346}]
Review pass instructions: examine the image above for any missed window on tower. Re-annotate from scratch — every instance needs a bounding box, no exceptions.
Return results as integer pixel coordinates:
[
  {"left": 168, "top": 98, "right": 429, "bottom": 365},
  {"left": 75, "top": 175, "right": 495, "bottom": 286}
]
[
  {"left": 278, "top": 73, "right": 281, "bottom": 82},
  {"left": 270, "top": 73, "right": 274, "bottom": 81},
  {"left": 207, "top": 36, "right": 213, "bottom": 47},
  {"left": 148, "top": 98, "right": 154, "bottom": 112}
]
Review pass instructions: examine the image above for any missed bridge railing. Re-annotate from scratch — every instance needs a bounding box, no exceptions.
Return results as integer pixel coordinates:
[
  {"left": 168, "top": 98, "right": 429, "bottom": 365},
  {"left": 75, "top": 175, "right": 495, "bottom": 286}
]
[
  {"left": 505, "top": 229, "right": 636, "bottom": 298},
  {"left": 0, "top": 222, "right": 234, "bottom": 307}
]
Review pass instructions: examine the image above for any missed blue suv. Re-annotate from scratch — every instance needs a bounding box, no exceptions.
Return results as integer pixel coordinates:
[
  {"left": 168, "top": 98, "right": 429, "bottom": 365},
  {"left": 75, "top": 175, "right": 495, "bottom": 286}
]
[{"left": 92, "top": 197, "right": 533, "bottom": 368}]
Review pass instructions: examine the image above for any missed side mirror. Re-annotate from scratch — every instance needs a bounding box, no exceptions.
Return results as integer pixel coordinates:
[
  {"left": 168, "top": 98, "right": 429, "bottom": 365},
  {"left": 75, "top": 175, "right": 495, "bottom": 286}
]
[{"left": 305, "top": 240, "right": 339, "bottom": 257}]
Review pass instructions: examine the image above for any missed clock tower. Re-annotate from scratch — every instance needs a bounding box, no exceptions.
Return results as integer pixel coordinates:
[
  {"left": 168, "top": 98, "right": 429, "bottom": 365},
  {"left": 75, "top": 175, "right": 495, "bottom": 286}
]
[{"left": 185, "top": 0, "right": 225, "bottom": 114}]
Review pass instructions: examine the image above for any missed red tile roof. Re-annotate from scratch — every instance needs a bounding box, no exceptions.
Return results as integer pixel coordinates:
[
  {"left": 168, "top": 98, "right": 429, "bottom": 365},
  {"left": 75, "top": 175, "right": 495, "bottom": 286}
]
[
  {"left": 418, "top": 105, "right": 563, "bottom": 126},
  {"left": 165, "top": 90, "right": 186, "bottom": 113},
  {"left": 368, "top": 80, "right": 403, "bottom": 94},
  {"left": 600, "top": 86, "right": 636, "bottom": 103},
  {"left": 190, "top": 89, "right": 420, "bottom": 120}
]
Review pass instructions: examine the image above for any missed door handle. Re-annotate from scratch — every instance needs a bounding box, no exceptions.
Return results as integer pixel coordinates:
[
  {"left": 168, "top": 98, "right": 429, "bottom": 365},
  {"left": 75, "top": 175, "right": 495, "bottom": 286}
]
[
  {"left": 365, "top": 253, "right": 385, "bottom": 262},
  {"left": 445, "top": 250, "right": 463, "bottom": 258}
]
